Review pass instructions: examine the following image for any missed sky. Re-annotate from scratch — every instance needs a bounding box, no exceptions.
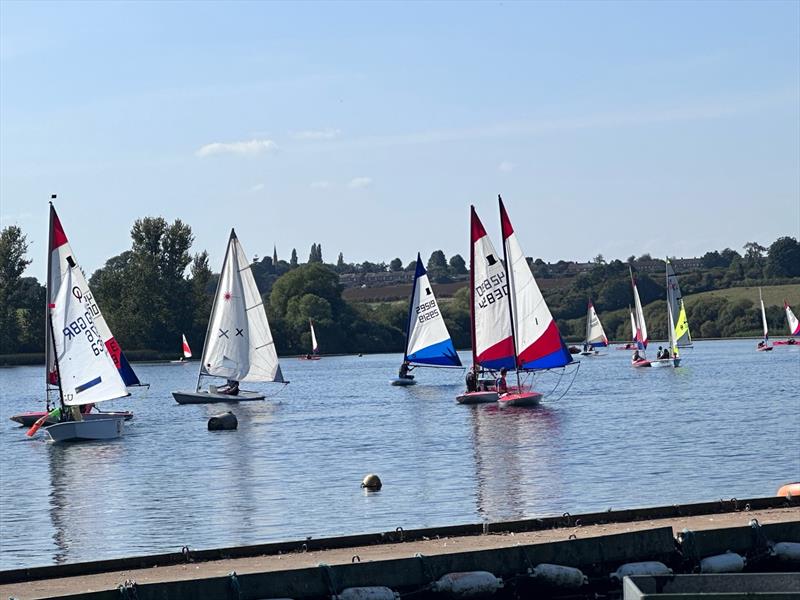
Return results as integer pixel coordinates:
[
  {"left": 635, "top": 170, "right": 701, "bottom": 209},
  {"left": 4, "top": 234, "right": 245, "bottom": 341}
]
[{"left": 1, "top": 0, "right": 798, "bottom": 283}]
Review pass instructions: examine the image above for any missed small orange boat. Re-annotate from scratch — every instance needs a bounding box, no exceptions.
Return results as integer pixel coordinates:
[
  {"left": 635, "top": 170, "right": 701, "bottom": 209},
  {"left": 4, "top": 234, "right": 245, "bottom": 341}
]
[{"left": 776, "top": 482, "right": 800, "bottom": 498}]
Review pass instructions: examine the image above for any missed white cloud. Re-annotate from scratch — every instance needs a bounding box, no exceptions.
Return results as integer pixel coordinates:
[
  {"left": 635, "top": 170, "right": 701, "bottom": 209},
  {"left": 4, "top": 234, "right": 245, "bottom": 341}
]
[
  {"left": 498, "top": 161, "right": 515, "bottom": 173},
  {"left": 250, "top": 183, "right": 265, "bottom": 192},
  {"left": 195, "top": 139, "right": 278, "bottom": 157},
  {"left": 292, "top": 128, "right": 341, "bottom": 140},
  {"left": 310, "top": 180, "right": 331, "bottom": 189},
  {"left": 348, "top": 177, "right": 372, "bottom": 189}
]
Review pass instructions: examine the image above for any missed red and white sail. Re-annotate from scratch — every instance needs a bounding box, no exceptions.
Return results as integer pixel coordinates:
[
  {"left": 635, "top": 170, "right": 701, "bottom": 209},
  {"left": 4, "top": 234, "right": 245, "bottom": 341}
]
[
  {"left": 759, "top": 288, "right": 769, "bottom": 343},
  {"left": 785, "top": 301, "right": 800, "bottom": 336},
  {"left": 182, "top": 334, "right": 192, "bottom": 358},
  {"left": 470, "top": 207, "right": 514, "bottom": 370},
  {"left": 499, "top": 198, "right": 572, "bottom": 370},
  {"left": 46, "top": 204, "right": 141, "bottom": 388}
]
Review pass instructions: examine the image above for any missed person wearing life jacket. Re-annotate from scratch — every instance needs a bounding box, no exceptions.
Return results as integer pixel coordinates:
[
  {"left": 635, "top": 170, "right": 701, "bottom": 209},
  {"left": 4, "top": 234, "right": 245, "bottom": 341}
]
[
  {"left": 398, "top": 360, "right": 414, "bottom": 380},
  {"left": 496, "top": 368, "right": 509, "bottom": 394}
]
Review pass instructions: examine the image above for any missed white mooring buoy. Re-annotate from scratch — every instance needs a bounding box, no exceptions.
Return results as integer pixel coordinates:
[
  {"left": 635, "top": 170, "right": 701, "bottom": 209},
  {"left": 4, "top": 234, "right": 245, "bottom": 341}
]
[{"left": 361, "top": 474, "right": 382, "bottom": 490}]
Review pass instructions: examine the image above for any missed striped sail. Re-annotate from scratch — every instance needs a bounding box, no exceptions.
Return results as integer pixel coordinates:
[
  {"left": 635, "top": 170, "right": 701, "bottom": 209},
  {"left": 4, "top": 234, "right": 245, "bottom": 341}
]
[
  {"left": 470, "top": 207, "right": 515, "bottom": 370},
  {"left": 629, "top": 307, "right": 637, "bottom": 344},
  {"left": 667, "top": 296, "right": 680, "bottom": 359},
  {"left": 51, "top": 266, "right": 130, "bottom": 406},
  {"left": 310, "top": 320, "right": 319, "bottom": 354},
  {"left": 784, "top": 301, "right": 800, "bottom": 336},
  {"left": 585, "top": 301, "right": 608, "bottom": 348},
  {"left": 666, "top": 259, "right": 692, "bottom": 347},
  {"left": 404, "top": 254, "right": 461, "bottom": 366},
  {"left": 46, "top": 204, "right": 141, "bottom": 388},
  {"left": 200, "top": 229, "right": 283, "bottom": 383},
  {"left": 630, "top": 267, "right": 648, "bottom": 350},
  {"left": 182, "top": 334, "right": 192, "bottom": 358},
  {"left": 499, "top": 198, "right": 572, "bottom": 370},
  {"left": 759, "top": 288, "right": 769, "bottom": 343}
]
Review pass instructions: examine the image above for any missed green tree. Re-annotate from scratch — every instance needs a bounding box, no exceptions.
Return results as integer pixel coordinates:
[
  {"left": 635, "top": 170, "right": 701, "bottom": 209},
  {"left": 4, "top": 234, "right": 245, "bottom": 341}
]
[
  {"left": 336, "top": 252, "right": 345, "bottom": 272},
  {"left": 0, "top": 226, "right": 33, "bottom": 353},
  {"left": 448, "top": 253, "right": 468, "bottom": 275},
  {"left": 290, "top": 248, "right": 298, "bottom": 267},
  {"left": 389, "top": 258, "right": 403, "bottom": 272},
  {"left": 427, "top": 250, "right": 449, "bottom": 282},
  {"left": 766, "top": 236, "right": 800, "bottom": 277}
]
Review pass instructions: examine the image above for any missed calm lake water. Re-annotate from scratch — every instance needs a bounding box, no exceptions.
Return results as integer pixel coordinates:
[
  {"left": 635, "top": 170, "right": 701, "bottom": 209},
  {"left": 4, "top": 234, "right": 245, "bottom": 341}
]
[{"left": 1, "top": 339, "right": 798, "bottom": 569}]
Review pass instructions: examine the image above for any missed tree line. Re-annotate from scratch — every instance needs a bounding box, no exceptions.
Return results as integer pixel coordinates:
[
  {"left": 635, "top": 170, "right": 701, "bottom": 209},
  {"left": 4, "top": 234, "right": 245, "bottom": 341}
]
[{"left": 0, "top": 218, "right": 798, "bottom": 360}]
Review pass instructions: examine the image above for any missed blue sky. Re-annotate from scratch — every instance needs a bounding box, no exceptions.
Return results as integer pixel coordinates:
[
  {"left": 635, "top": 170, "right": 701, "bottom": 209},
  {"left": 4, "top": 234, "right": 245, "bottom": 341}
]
[{"left": 1, "top": 0, "right": 798, "bottom": 282}]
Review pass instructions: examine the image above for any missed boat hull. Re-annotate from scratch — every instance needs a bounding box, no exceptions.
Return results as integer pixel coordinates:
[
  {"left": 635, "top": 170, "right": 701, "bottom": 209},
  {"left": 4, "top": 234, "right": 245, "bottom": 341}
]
[
  {"left": 651, "top": 358, "right": 681, "bottom": 368},
  {"left": 773, "top": 340, "right": 798, "bottom": 346},
  {"left": 498, "top": 391, "right": 542, "bottom": 407},
  {"left": 172, "top": 390, "right": 265, "bottom": 404},
  {"left": 456, "top": 391, "right": 498, "bottom": 404},
  {"left": 299, "top": 356, "right": 322, "bottom": 361},
  {"left": 390, "top": 377, "right": 416, "bottom": 386},
  {"left": 632, "top": 359, "right": 652, "bottom": 368},
  {"left": 44, "top": 417, "right": 124, "bottom": 442},
  {"left": 10, "top": 410, "right": 133, "bottom": 427},
  {"left": 757, "top": 346, "right": 773, "bottom": 352}
]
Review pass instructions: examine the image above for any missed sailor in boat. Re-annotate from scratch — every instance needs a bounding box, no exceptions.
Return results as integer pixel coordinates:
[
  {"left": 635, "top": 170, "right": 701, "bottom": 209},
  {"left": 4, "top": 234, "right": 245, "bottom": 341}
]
[
  {"left": 465, "top": 369, "right": 477, "bottom": 393},
  {"left": 632, "top": 349, "right": 643, "bottom": 362},
  {"left": 757, "top": 340, "right": 766, "bottom": 349},
  {"left": 496, "top": 368, "right": 509, "bottom": 394},
  {"left": 217, "top": 379, "right": 240, "bottom": 396},
  {"left": 398, "top": 360, "right": 415, "bottom": 380}
]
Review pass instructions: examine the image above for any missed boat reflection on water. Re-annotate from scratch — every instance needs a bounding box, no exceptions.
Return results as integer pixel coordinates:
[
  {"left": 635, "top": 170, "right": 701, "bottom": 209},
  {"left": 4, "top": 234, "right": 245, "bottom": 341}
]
[
  {"left": 469, "top": 403, "right": 565, "bottom": 523},
  {"left": 47, "top": 442, "right": 125, "bottom": 565}
]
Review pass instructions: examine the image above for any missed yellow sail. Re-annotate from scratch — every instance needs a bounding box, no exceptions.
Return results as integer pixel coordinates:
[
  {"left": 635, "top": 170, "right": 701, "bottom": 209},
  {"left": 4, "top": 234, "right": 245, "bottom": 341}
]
[{"left": 674, "top": 300, "right": 690, "bottom": 347}]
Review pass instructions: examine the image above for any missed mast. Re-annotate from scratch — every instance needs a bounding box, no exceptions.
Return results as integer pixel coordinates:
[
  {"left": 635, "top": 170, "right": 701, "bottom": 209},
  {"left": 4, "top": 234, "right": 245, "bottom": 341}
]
[
  {"left": 197, "top": 228, "right": 235, "bottom": 391},
  {"left": 469, "top": 207, "right": 478, "bottom": 374},
  {"left": 498, "top": 195, "right": 522, "bottom": 391},
  {"left": 402, "top": 253, "right": 422, "bottom": 362},
  {"left": 47, "top": 310, "right": 67, "bottom": 419},
  {"left": 585, "top": 301, "right": 592, "bottom": 347},
  {"left": 45, "top": 197, "right": 56, "bottom": 410},
  {"left": 760, "top": 287, "right": 769, "bottom": 344}
]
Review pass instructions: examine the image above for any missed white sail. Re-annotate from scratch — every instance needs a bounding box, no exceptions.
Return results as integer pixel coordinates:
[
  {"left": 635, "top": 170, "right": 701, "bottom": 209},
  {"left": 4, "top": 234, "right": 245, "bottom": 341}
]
[
  {"left": 310, "top": 320, "right": 319, "bottom": 354},
  {"left": 470, "top": 207, "right": 514, "bottom": 369},
  {"left": 585, "top": 302, "right": 608, "bottom": 347},
  {"left": 630, "top": 268, "right": 648, "bottom": 349},
  {"left": 666, "top": 259, "right": 692, "bottom": 347},
  {"left": 404, "top": 254, "right": 461, "bottom": 366},
  {"left": 51, "top": 267, "right": 130, "bottom": 406},
  {"left": 629, "top": 308, "right": 637, "bottom": 343},
  {"left": 760, "top": 287, "right": 769, "bottom": 341},
  {"left": 200, "top": 230, "right": 283, "bottom": 383},
  {"left": 182, "top": 334, "right": 192, "bottom": 358}
]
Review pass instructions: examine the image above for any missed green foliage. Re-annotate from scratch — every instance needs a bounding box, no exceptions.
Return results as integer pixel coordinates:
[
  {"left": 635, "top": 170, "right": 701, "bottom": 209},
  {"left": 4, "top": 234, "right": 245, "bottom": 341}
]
[
  {"left": 290, "top": 248, "right": 298, "bottom": 267},
  {"left": 389, "top": 257, "right": 403, "bottom": 272},
  {"left": 0, "top": 227, "right": 36, "bottom": 353},
  {"left": 767, "top": 237, "right": 800, "bottom": 277},
  {"left": 448, "top": 253, "right": 467, "bottom": 275}
]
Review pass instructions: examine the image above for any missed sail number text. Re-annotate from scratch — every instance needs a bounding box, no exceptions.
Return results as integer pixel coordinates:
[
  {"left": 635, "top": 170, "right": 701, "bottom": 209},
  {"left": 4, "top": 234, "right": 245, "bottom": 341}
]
[
  {"left": 63, "top": 311, "right": 106, "bottom": 357},
  {"left": 416, "top": 299, "right": 440, "bottom": 323},
  {"left": 475, "top": 272, "right": 508, "bottom": 308}
]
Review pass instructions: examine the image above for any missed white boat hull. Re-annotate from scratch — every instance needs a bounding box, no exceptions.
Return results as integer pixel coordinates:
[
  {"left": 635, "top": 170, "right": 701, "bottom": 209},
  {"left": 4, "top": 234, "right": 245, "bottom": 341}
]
[
  {"left": 44, "top": 417, "right": 124, "bottom": 442},
  {"left": 651, "top": 358, "right": 681, "bottom": 368},
  {"left": 390, "top": 377, "right": 416, "bottom": 386},
  {"left": 172, "top": 390, "right": 265, "bottom": 404},
  {"left": 456, "top": 391, "right": 498, "bottom": 404}
]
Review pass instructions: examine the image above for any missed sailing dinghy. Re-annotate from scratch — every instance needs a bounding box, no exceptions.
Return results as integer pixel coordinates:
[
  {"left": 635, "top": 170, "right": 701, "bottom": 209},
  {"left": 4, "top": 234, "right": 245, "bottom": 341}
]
[
  {"left": 300, "top": 320, "right": 322, "bottom": 360},
  {"left": 666, "top": 259, "right": 692, "bottom": 349},
  {"left": 629, "top": 268, "right": 652, "bottom": 367},
  {"left": 172, "top": 229, "right": 286, "bottom": 404},
  {"left": 757, "top": 288, "right": 773, "bottom": 352},
  {"left": 774, "top": 301, "right": 800, "bottom": 345},
  {"left": 16, "top": 202, "right": 135, "bottom": 432},
  {"left": 392, "top": 253, "right": 461, "bottom": 386},
  {"left": 580, "top": 301, "right": 608, "bottom": 356},
  {"left": 170, "top": 334, "right": 193, "bottom": 363}
]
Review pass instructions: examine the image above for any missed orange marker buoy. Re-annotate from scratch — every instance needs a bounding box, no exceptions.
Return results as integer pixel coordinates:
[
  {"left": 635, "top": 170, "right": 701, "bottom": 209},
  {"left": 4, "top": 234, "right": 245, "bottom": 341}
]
[{"left": 777, "top": 482, "right": 800, "bottom": 498}]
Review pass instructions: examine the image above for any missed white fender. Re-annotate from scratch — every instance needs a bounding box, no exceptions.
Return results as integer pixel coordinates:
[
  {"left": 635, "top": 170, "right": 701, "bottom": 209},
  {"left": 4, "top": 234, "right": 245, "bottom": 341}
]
[
  {"left": 432, "top": 571, "right": 503, "bottom": 598},
  {"left": 529, "top": 563, "right": 587, "bottom": 588},
  {"left": 334, "top": 587, "right": 399, "bottom": 600},
  {"left": 611, "top": 561, "right": 672, "bottom": 581},
  {"left": 771, "top": 542, "right": 800, "bottom": 563},
  {"left": 700, "top": 552, "right": 745, "bottom": 573}
]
